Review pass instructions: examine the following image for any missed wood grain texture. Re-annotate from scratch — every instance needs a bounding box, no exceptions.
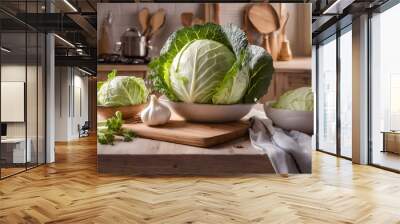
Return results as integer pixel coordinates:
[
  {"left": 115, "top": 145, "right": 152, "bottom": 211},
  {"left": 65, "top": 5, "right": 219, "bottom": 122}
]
[
  {"left": 248, "top": 4, "right": 280, "bottom": 35},
  {"left": 97, "top": 136, "right": 274, "bottom": 175},
  {"left": 98, "top": 154, "right": 274, "bottom": 175},
  {"left": 1, "top": 136, "right": 400, "bottom": 223},
  {"left": 124, "top": 120, "right": 249, "bottom": 147}
]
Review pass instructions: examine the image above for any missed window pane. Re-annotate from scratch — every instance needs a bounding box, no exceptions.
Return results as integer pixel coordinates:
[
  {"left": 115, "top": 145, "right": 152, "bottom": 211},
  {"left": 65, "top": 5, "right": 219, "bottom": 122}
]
[
  {"left": 371, "top": 3, "right": 400, "bottom": 171},
  {"left": 27, "top": 32, "right": 38, "bottom": 169},
  {"left": 1, "top": 31, "right": 28, "bottom": 177},
  {"left": 340, "top": 29, "right": 352, "bottom": 158},
  {"left": 318, "top": 38, "right": 337, "bottom": 154},
  {"left": 38, "top": 33, "right": 46, "bottom": 165}
]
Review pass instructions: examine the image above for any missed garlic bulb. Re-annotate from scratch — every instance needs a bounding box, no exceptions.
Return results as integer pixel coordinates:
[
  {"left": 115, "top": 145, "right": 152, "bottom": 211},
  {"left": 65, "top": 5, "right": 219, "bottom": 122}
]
[{"left": 140, "top": 95, "right": 171, "bottom": 126}]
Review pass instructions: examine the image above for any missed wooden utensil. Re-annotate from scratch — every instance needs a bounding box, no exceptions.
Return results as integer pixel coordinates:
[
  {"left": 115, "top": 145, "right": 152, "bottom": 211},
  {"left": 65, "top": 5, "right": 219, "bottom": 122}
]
[
  {"left": 124, "top": 117, "right": 249, "bottom": 148},
  {"left": 99, "top": 11, "right": 113, "bottom": 56},
  {"left": 204, "top": 3, "right": 211, "bottom": 22},
  {"left": 279, "top": 13, "right": 289, "bottom": 43},
  {"left": 204, "top": 3, "right": 220, "bottom": 24},
  {"left": 269, "top": 32, "right": 280, "bottom": 61},
  {"left": 148, "top": 8, "right": 166, "bottom": 40},
  {"left": 138, "top": 7, "right": 150, "bottom": 35},
  {"left": 248, "top": 3, "right": 280, "bottom": 57},
  {"left": 278, "top": 40, "right": 293, "bottom": 61},
  {"left": 181, "top": 12, "right": 193, "bottom": 27},
  {"left": 278, "top": 4, "right": 288, "bottom": 46},
  {"left": 278, "top": 13, "right": 292, "bottom": 61},
  {"left": 242, "top": 5, "right": 254, "bottom": 44},
  {"left": 214, "top": 3, "right": 220, "bottom": 24}
]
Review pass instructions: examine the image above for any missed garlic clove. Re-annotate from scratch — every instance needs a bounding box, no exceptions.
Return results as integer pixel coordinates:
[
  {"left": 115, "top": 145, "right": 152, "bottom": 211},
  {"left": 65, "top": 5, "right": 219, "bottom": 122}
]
[{"left": 140, "top": 95, "right": 171, "bottom": 126}]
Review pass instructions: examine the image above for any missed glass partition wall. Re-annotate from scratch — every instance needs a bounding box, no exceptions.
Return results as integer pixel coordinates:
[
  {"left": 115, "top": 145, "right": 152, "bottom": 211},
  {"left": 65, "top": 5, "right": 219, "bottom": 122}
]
[
  {"left": 316, "top": 26, "right": 352, "bottom": 159},
  {"left": 0, "top": 3, "right": 46, "bottom": 179},
  {"left": 339, "top": 28, "right": 352, "bottom": 159},
  {"left": 370, "top": 3, "right": 400, "bottom": 171},
  {"left": 317, "top": 36, "right": 337, "bottom": 155}
]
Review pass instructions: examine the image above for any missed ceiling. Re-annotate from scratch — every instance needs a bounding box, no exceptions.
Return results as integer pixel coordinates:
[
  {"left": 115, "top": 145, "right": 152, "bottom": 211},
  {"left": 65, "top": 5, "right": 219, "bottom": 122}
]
[
  {"left": 311, "top": 0, "right": 392, "bottom": 43},
  {"left": 0, "top": 0, "right": 394, "bottom": 72}
]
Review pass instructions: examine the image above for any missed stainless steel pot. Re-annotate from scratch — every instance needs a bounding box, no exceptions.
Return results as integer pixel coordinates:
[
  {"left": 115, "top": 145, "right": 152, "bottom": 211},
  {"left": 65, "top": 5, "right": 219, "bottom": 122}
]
[{"left": 120, "top": 27, "right": 148, "bottom": 58}]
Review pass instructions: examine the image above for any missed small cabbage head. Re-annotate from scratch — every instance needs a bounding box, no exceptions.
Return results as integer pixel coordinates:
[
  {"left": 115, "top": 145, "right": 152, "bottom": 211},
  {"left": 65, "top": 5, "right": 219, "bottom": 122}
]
[
  {"left": 97, "top": 70, "right": 148, "bottom": 107},
  {"left": 272, "top": 87, "right": 314, "bottom": 112}
]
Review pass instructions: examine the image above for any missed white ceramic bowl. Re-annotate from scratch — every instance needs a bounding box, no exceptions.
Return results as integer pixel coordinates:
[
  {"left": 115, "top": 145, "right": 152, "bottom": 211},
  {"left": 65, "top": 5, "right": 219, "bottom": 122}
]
[
  {"left": 264, "top": 101, "right": 314, "bottom": 134},
  {"left": 160, "top": 98, "right": 254, "bottom": 123}
]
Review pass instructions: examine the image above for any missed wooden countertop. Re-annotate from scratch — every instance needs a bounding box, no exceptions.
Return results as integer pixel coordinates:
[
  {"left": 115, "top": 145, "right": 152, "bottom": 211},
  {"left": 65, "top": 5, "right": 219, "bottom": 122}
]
[
  {"left": 98, "top": 106, "right": 266, "bottom": 156},
  {"left": 98, "top": 57, "right": 311, "bottom": 73},
  {"left": 97, "top": 106, "right": 275, "bottom": 175}
]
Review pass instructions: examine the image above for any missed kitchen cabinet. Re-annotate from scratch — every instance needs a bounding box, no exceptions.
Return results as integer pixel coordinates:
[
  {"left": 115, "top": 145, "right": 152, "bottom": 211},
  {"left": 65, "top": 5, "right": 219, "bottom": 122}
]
[{"left": 261, "top": 57, "right": 311, "bottom": 103}]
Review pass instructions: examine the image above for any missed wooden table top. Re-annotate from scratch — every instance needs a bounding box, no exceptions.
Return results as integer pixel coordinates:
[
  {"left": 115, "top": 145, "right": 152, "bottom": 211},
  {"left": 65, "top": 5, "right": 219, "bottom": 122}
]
[{"left": 98, "top": 105, "right": 266, "bottom": 156}]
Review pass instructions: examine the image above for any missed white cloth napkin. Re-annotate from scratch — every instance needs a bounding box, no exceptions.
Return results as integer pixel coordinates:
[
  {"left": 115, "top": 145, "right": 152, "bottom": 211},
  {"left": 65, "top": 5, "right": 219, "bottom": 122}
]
[{"left": 249, "top": 116, "right": 312, "bottom": 174}]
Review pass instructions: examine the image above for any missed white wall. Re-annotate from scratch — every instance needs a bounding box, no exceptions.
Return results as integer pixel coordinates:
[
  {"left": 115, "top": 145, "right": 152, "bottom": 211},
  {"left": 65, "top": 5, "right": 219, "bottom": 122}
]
[
  {"left": 1, "top": 64, "right": 46, "bottom": 164},
  {"left": 1, "top": 65, "right": 39, "bottom": 137},
  {"left": 55, "top": 66, "right": 68, "bottom": 141},
  {"left": 54, "top": 67, "right": 89, "bottom": 141}
]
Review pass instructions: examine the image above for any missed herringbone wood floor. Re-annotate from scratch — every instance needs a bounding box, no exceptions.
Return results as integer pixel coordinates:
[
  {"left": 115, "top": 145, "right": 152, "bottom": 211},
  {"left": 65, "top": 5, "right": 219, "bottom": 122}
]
[{"left": 1, "top": 136, "right": 400, "bottom": 224}]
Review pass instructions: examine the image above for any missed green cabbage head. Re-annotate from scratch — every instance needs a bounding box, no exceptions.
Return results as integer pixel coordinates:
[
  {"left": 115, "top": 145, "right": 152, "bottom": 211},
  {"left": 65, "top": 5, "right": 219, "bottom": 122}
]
[
  {"left": 149, "top": 23, "right": 274, "bottom": 105},
  {"left": 272, "top": 87, "right": 314, "bottom": 112},
  {"left": 97, "top": 70, "right": 148, "bottom": 107},
  {"left": 169, "top": 39, "right": 237, "bottom": 103}
]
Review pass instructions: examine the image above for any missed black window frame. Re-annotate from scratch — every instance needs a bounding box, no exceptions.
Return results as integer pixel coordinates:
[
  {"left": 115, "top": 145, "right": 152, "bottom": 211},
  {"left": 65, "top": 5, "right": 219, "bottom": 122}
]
[
  {"left": 315, "top": 19, "right": 353, "bottom": 161},
  {"left": 0, "top": 1, "right": 48, "bottom": 180}
]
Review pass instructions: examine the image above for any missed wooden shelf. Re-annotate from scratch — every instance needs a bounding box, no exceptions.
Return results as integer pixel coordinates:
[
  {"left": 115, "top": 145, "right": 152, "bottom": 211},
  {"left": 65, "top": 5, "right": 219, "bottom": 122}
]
[
  {"left": 273, "top": 57, "right": 311, "bottom": 73},
  {"left": 97, "top": 64, "right": 148, "bottom": 73},
  {"left": 98, "top": 57, "right": 311, "bottom": 74}
]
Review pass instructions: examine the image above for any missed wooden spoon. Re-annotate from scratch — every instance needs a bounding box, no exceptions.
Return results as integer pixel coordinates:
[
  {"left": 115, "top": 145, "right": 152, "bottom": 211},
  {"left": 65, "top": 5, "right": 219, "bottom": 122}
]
[
  {"left": 278, "top": 4, "right": 288, "bottom": 47},
  {"left": 181, "top": 12, "right": 193, "bottom": 27},
  {"left": 248, "top": 3, "right": 280, "bottom": 55},
  {"left": 138, "top": 7, "right": 150, "bottom": 35},
  {"left": 278, "top": 13, "right": 292, "bottom": 61},
  {"left": 213, "top": 3, "right": 220, "bottom": 24},
  {"left": 280, "top": 13, "right": 289, "bottom": 43},
  {"left": 243, "top": 5, "right": 254, "bottom": 44},
  {"left": 148, "top": 8, "right": 166, "bottom": 40}
]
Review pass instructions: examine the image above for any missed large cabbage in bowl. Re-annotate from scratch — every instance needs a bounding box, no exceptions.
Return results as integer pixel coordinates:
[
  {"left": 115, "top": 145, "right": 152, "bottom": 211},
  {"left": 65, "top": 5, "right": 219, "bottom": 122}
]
[
  {"left": 97, "top": 70, "right": 148, "bottom": 107},
  {"left": 148, "top": 23, "right": 274, "bottom": 105}
]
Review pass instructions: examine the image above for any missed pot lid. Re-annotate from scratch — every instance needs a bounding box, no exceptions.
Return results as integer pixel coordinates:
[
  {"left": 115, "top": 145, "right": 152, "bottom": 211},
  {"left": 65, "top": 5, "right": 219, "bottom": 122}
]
[{"left": 122, "top": 27, "right": 142, "bottom": 37}]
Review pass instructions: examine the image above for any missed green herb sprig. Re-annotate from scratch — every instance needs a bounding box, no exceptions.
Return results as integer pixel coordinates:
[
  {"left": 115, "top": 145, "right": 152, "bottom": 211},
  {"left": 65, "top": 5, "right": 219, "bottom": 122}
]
[{"left": 97, "top": 111, "right": 135, "bottom": 145}]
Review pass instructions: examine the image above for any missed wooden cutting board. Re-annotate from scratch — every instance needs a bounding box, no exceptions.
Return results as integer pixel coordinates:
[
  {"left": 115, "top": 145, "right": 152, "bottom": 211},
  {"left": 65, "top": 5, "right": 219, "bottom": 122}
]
[{"left": 123, "top": 119, "right": 250, "bottom": 148}]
